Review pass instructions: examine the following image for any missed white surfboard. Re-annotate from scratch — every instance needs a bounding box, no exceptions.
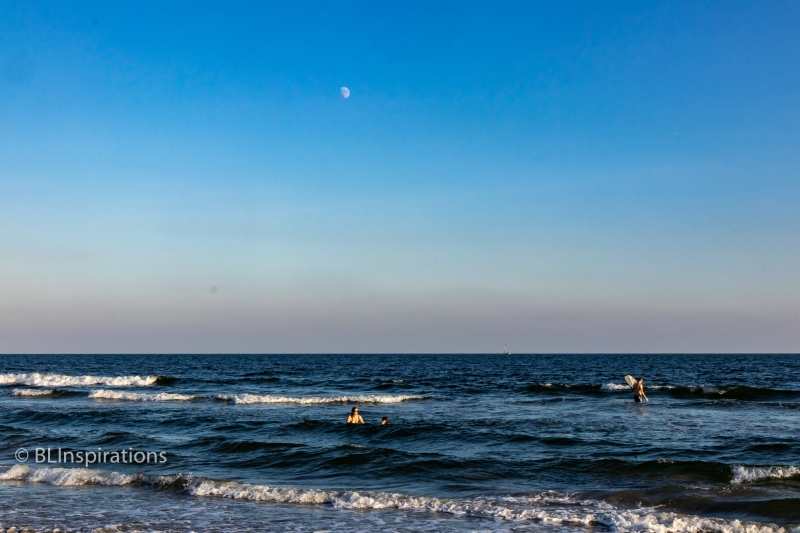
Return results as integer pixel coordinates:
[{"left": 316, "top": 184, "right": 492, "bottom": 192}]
[{"left": 624, "top": 375, "right": 636, "bottom": 390}]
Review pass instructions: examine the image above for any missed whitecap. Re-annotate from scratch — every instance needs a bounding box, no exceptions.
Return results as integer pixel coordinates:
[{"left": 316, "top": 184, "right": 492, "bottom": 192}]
[
  {"left": 89, "top": 390, "right": 197, "bottom": 402},
  {"left": 601, "top": 383, "right": 630, "bottom": 391},
  {"left": 0, "top": 373, "right": 160, "bottom": 387},
  {"left": 731, "top": 464, "right": 800, "bottom": 484},
  {"left": 219, "top": 394, "right": 425, "bottom": 405},
  {"left": 12, "top": 388, "right": 56, "bottom": 396},
  {"left": 0, "top": 465, "right": 791, "bottom": 533},
  {"left": 0, "top": 464, "right": 140, "bottom": 486}
]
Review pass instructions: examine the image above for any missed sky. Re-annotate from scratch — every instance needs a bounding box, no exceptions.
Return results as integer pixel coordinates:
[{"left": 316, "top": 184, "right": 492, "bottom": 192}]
[{"left": 1, "top": 1, "right": 799, "bottom": 353}]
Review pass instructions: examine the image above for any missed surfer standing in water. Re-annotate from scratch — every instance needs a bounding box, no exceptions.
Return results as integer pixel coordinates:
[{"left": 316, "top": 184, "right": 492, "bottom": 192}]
[
  {"left": 347, "top": 407, "right": 365, "bottom": 424},
  {"left": 633, "top": 378, "right": 649, "bottom": 403}
]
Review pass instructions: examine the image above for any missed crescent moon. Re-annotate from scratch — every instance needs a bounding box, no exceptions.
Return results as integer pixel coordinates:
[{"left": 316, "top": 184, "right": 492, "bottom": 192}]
[{"left": 341, "top": 87, "right": 350, "bottom": 98}]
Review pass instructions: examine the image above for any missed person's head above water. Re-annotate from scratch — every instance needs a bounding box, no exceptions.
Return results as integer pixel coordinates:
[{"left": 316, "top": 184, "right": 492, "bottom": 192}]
[
  {"left": 381, "top": 417, "right": 388, "bottom": 425},
  {"left": 346, "top": 406, "right": 364, "bottom": 424}
]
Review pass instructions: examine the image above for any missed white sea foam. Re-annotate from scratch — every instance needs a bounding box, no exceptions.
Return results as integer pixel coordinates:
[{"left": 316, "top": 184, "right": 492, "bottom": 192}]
[
  {"left": 89, "top": 390, "right": 197, "bottom": 402},
  {"left": 601, "top": 383, "right": 630, "bottom": 391},
  {"left": 598, "top": 509, "right": 789, "bottom": 533},
  {"left": 731, "top": 465, "right": 800, "bottom": 484},
  {"left": 0, "top": 373, "right": 159, "bottom": 387},
  {"left": 0, "top": 464, "right": 140, "bottom": 486},
  {"left": 145, "top": 481, "right": 800, "bottom": 533},
  {"left": 0, "top": 465, "right": 793, "bottom": 533},
  {"left": 220, "top": 394, "right": 425, "bottom": 405},
  {"left": 11, "top": 388, "right": 55, "bottom": 397}
]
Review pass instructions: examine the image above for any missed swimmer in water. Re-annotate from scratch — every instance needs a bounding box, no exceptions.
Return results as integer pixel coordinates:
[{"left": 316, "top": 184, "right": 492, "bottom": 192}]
[
  {"left": 381, "top": 417, "right": 388, "bottom": 425},
  {"left": 633, "top": 378, "right": 649, "bottom": 403},
  {"left": 347, "top": 407, "right": 364, "bottom": 424}
]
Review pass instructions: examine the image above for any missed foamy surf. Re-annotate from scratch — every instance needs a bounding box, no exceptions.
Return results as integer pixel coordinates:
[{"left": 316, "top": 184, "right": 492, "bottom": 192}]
[
  {"left": 219, "top": 394, "right": 426, "bottom": 405},
  {"left": 601, "top": 383, "right": 631, "bottom": 391},
  {"left": 0, "top": 465, "right": 792, "bottom": 533},
  {"left": 0, "top": 373, "right": 161, "bottom": 387},
  {"left": 731, "top": 465, "right": 800, "bottom": 484},
  {"left": 13, "top": 389, "right": 425, "bottom": 404},
  {"left": 0, "top": 464, "right": 141, "bottom": 486},
  {"left": 89, "top": 390, "right": 198, "bottom": 402},
  {"left": 12, "top": 388, "right": 56, "bottom": 396}
]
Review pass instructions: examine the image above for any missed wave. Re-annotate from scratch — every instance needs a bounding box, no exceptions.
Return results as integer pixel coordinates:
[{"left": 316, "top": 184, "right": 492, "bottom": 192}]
[
  {"left": 0, "top": 465, "right": 792, "bottom": 533},
  {"left": 525, "top": 382, "right": 790, "bottom": 400},
  {"left": 732, "top": 465, "right": 800, "bottom": 484},
  {"left": 11, "top": 388, "right": 424, "bottom": 404},
  {"left": 526, "top": 383, "right": 675, "bottom": 394},
  {"left": 600, "top": 383, "right": 676, "bottom": 391},
  {"left": 524, "top": 383, "right": 605, "bottom": 394},
  {"left": 241, "top": 371, "right": 279, "bottom": 381},
  {"left": 601, "top": 383, "right": 631, "bottom": 391},
  {"left": 0, "top": 464, "right": 142, "bottom": 486},
  {"left": 88, "top": 390, "right": 198, "bottom": 402},
  {"left": 219, "top": 394, "right": 425, "bottom": 405},
  {"left": 87, "top": 391, "right": 425, "bottom": 405},
  {"left": 13, "top": 388, "right": 54, "bottom": 396},
  {"left": 666, "top": 385, "right": 800, "bottom": 401},
  {"left": 0, "top": 373, "right": 170, "bottom": 387}
]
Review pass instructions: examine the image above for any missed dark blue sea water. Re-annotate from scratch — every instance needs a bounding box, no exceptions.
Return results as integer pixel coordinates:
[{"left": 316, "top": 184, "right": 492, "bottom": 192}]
[{"left": 1, "top": 354, "right": 798, "bottom": 533}]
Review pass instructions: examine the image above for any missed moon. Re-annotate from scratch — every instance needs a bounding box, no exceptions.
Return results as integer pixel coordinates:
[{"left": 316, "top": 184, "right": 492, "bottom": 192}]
[{"left": 340, "top": 86, "right": 350, "bottom": 98}]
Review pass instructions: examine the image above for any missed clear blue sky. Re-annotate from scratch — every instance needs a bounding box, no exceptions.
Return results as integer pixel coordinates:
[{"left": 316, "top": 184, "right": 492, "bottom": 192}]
[{"left": 1, "top": 1, "right": 799, "bottom": 353}]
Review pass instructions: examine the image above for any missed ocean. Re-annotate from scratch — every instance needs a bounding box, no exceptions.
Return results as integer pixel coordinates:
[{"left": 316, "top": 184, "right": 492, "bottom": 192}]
[{"left": 0, "top": 354, "right": 798, "bottom": 533}]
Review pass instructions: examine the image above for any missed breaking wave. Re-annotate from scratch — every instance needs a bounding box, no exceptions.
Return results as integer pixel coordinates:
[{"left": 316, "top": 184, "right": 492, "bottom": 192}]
[
  {"left": 0, "top": 373, "right": 169, "bottom": 387},
  {"left": 601, "top": 383, "right": 631, "bottom": 391},
  {"left": 12, "top": 388, "right": 57, "bottom": 397},
  {"left": 732, "top": 465, "right": 800, "bottom": 484},
  {"left": 0, "top": 465, "right": 141, "bottom": 486},
  {"left": 219, "top": 394, "right": 426, "bottom": 405},
  {"left": 666, "top": 385, "right": 800, "bottom": 401},
  {"left": 0, "top": 465, "right": 792, "bottom": 533},
  {"left": 525, "top": 382, "right": 791, "bottom": 399},
  {"left": 10, "top": 388, "right": 425, "bottom": 404},
  {"left": 88, "top": 390, "right": 198, "bottom": 402}
]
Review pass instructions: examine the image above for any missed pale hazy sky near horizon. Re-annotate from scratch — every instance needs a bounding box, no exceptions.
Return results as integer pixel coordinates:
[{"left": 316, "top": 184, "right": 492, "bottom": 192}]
[{"left": 1, "top": 1, "right": 799, "bottom": 353}]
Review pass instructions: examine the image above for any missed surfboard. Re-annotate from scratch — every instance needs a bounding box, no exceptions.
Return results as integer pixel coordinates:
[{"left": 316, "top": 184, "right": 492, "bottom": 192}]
[{"left": 624, "top": 375, "right": 636, "bottom": 390}]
